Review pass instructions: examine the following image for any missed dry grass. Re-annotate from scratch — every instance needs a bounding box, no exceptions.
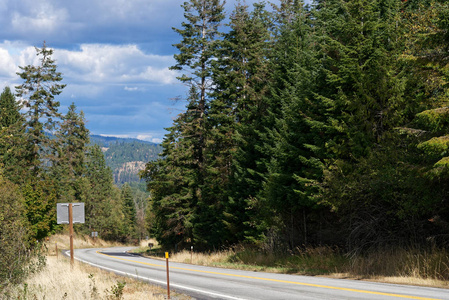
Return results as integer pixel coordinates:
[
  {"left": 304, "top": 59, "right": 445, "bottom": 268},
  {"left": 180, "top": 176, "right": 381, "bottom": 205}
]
[
  {"left": 154, "top": 245, "right": 449, "bottom": 289},
  {"left": 3, "top": 256, "right": 167, "bottom": 300},
  {"left": 47, "top": 233, "right": 123, "bottom": 254},
  {"left": 1, "top": 235, "right": 191, "bottom": 300},
  {"left": 169, "top": 249, "right": 233, "bottom": 266}
]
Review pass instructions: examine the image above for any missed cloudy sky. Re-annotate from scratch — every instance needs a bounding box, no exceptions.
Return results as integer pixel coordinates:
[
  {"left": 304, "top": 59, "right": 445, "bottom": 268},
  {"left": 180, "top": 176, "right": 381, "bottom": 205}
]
[{"left": 0, "top": 0, "right": 310, "bottom": 143}]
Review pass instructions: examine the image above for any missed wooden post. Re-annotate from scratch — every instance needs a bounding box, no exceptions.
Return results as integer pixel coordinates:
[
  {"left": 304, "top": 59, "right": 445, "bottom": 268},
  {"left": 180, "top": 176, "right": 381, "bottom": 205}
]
[
  {"left": 69, "top": 203, "right": 74, "bottom": 268},
  {"left": 55, "top": 242, "right": 58, "bottom": 258},
  {"left": 165, "top": 252, "right": 170, "bottom": 299}
]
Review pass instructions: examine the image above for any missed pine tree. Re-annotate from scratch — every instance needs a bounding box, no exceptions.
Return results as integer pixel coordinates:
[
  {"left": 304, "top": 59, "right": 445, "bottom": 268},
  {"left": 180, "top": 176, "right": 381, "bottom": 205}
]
[
  {"left": 0, "top": 86, "right": 27, "bottom": 183},
  {"left": 316, "top": 0, "right": 426, "bottom": 251},
  {"left": 83, "top": 145, "right": 116, "bottom": 237},
  {"left": 0, "top": 87, "right": 21, "bottom": 128},
  {"left": 261, "top": 0, "right": 328, "bottom": 248},
  {"left": 209, "top": 1, "right": 272, "bottom": 244},
  {"left": 315, "top": 0, "right": 406, "bottom": 158},
  {"left": 152, "top": 0, "right": 226, "bottom": 249},
  {"left": 121, "top": 183, "right": 137, "bottom": 240},
  {"left": 15, "top": 42, "right": 66, "bottom": 177},
  {"left": 401, "top": 0, "right": 449, "bottom": 171},
  {"left": 52, "top": 103, "right": 90, "bottom": 202},
  {"left": 142, "top": 97, "right": 199, "bottom": 248},
  {"left": 398, "top": 0, "right": 449, "bottom": 245}
]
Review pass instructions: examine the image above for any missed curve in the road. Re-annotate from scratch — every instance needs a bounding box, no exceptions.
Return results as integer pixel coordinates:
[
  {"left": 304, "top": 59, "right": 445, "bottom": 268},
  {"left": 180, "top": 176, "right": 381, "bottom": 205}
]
[
  {"left": 96, "top": 250, "right": 441, "bottom": 300},
  {"left": 70, "top": 248, "right": 448, "bottom": 300}
]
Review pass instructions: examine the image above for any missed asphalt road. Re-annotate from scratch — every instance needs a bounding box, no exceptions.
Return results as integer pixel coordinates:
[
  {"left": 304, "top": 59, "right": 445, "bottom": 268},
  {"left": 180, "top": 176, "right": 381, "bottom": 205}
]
[{"left": 71, "top": 247, "right": 449, "bottom": 300}]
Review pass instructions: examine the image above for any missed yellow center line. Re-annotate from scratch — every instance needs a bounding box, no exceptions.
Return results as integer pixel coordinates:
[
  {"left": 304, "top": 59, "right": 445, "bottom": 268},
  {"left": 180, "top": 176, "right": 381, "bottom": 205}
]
[{"left": 96, "top": 251, "right": 441, "bottom": 300}]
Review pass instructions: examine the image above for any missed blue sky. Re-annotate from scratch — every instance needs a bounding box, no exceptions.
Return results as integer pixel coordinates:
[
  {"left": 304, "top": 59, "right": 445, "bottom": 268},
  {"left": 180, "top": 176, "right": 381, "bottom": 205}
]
[{"left": 0, "top": 0, "right": 311, "bottom": 143}]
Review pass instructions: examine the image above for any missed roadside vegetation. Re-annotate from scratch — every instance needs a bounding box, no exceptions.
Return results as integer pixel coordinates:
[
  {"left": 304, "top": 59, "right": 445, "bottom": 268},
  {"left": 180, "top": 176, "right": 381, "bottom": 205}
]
[
  {"left": 136, "top": 243, "right": 449, "bottom": 289},
  {"left": 1, "top": 235, "right": 189, "bottom": 300}
]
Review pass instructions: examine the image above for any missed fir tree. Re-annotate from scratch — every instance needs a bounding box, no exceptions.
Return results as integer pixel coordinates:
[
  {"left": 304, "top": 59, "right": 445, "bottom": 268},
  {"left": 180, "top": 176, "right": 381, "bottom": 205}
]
[
  {"left": 161, "top": 0, "right": 226, "bottom": 248},
  {"left": 261, "top": 0, "right": 328, "bottom": 248},
  {"left": 0, "top": 86, "right": 26, "bottom": 183},
  {"left": 52, "top": 103, "right": 90, "bottom": 202},
  {"left": 121, "top": 183, "right": 137, "bottom": 239},
  {"left": 317, "top": 0, "right": 422, "bottom": 251},
  {"left": 142, "top": 93, "right": 200, "bottom": 248},
  {"left": 315, "top": 0, "right": 406, "bottom": 158},
  {"left": 0, "top": 87, "right": 21, "bottom": 128},
  {"left": 210, "top": 1, "right": 272, "bottom": 244},
  {"left": 15, "top": 42, "right": 66, "bottom": 176},
  {"left": 398, "top": 0, "right": 449, "bottom": 245},
  {"left": 83, "top": 145, "right": 115, "bottom": 237}
]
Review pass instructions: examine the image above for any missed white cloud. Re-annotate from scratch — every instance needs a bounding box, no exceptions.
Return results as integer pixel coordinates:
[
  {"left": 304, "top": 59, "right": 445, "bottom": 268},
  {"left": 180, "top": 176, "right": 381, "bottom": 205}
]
[
  {"left": 99, "top": 134, "right": 130, "bottom": 139},
  {"left": 11, "top": 1, "right": 68, "bottom": 35},
  {"left": 124, "top": 86, "right": 139, "bottom": 92},
  {"left": 136, "top": 134, "right": 162, "bottom": 143},
  {"left": 99, "top": 133, "right": 161, "bottom": 143},
  {"left": 0, "top": 42, "right": 179, "bottom": 98},
  {"left": 55, "top": 44, "right": 178, "bottom": 85},
  {"left": 0, "top": 48, "right": 17, "bottom": 77}
]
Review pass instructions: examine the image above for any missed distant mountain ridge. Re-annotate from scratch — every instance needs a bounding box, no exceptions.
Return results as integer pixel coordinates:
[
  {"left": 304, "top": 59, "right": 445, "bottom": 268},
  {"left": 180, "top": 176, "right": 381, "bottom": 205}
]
[
  {"left": 89, "top": 134, "right": 159, "bottom": 147},
  {"left": 89, "top": 134, "right": 162, "bottom": 185}
]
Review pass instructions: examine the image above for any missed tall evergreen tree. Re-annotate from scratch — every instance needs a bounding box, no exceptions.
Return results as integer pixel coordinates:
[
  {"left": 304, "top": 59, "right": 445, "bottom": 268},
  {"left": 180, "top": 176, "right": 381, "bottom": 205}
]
[
  {"left": 83, "top": 145, "right": 115, "bottom": 236},
  {"left": 148, "top": 0, "right": 226, "bottom": 249},
  {"left": 398, "top": 0, "right": 449, "bottom": 245},
  {"left": 15, "top": 42, "right": 66, "bottom": 177},
  {"left": 260, "top": 0, "right": 329, "bottom": 248},
  {"left": 143, "top": 93, "right": 200, "bottom": 248},
  {"left": 0, "top": 86, "right": 26, "bottom": 183},
  {"left": 52, "top": 103, "right": 90, "bottom": 202},
  {"left": 315, "top": 0, "right": 405, "bottom": 158},
  {"left": 316, "top": 0, "right": 422, "bottom": 251},
  {"left": 0, "top": 87, "right": 21, "bottom": 128},
  {"left": 121, "top": 183, "right": 137, "bottom": 240},
  {"left": 209, "top": 1, "right": 272, "bottom": 244}
]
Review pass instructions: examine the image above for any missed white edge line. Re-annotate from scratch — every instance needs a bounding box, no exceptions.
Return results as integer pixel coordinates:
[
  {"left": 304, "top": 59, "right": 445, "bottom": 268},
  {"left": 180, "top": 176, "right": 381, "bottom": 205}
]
[{"left": 65, "top": 250, "right": 247, "bottom": 300}]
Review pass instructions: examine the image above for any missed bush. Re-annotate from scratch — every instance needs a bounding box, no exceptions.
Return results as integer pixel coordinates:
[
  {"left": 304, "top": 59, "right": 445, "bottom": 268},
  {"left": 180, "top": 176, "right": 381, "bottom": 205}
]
[{"left": 0, "top": 176, "right": 31, "bottom": 287}]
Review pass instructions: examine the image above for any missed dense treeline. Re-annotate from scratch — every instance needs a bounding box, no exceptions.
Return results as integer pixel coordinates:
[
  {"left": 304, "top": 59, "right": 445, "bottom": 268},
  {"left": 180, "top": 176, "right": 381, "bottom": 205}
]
[
  {"left": 142, "top": 0, "right": 449, "bottom": 252},
  {"left": 0, "top": 43, "right": 146, "bottom": 287}
]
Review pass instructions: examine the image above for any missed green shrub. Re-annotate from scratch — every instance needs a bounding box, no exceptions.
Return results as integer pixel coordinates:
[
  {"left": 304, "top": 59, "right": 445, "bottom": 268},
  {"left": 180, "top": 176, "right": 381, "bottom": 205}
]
[{"left": 0, "top": 176, "right": 31, "bottom": 287}]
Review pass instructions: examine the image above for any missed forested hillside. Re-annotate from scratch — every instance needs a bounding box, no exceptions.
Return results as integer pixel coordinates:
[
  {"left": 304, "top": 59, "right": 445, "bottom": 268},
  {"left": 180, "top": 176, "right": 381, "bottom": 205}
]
[
  {"left": 0, "top": 44, "right": 150, "bottom": 287},
  {"left": 90, "top": 135, "right": 162, "bottom": 184},
  {"left": 142, "top": 0, "right": 449, "bottom": 253}
]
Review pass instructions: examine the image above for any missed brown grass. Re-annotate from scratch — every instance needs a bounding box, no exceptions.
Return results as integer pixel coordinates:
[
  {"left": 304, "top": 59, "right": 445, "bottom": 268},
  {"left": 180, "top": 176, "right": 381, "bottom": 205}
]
[
  {"left": 47, "top": 233, "right": 123, "bottom": 253},
  {"left": 1, "top": 235, "right": 191, "bottom": 300},
  {"left": 158, "top": 245, "right": 449, "bottom": 289},
  {"left": 3, "top": 255, "right": 167, "bottom": 300},
  {"left": 170, "top": 249, "right": 233, "bottom": 266}
]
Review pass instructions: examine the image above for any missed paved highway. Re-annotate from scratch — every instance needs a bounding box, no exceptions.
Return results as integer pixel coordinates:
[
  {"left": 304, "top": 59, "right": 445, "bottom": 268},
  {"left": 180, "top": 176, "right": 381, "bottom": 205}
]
[{"left": 72, "top": 247, "right": 448, "bottom": 300}]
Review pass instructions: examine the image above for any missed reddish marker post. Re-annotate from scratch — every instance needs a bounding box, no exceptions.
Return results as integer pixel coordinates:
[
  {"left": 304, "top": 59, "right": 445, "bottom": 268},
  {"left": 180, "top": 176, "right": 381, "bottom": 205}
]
[
  {"left": 69, "top": 203, "right": 74, "bottom": 268},
  {"left": 165, "top": 252, "right": 170, "bottom": 299}
]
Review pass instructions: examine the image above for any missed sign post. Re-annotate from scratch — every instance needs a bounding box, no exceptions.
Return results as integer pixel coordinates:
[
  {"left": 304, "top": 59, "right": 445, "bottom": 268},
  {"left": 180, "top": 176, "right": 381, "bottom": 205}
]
[
  {"left": 91, "top": 231, "right": 98, "bottom": 245},
  {"left": 57, "top": 203, "right": 85, "bottom": 268},
  {"left": 69, "top": 204, "right": 74, "bottom": 267}
]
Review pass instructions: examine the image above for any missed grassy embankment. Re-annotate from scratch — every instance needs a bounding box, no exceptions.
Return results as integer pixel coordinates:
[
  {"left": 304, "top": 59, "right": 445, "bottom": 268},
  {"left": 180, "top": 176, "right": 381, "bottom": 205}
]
[
  {"left": 1, "top": 234, "right": 190, "bottom": 300},
  {"left": 135, "top": 242, "right": 449, "bottom": 289}
]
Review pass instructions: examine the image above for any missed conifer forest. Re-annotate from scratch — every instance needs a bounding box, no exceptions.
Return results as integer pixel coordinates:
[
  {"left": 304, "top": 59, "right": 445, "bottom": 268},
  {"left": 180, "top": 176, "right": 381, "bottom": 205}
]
[
  {"left": 141, "top": 0, "right": 449, "bottom": 252},
  {"left": 1, "top": 0, "right": 449, "bottom": 287}
]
